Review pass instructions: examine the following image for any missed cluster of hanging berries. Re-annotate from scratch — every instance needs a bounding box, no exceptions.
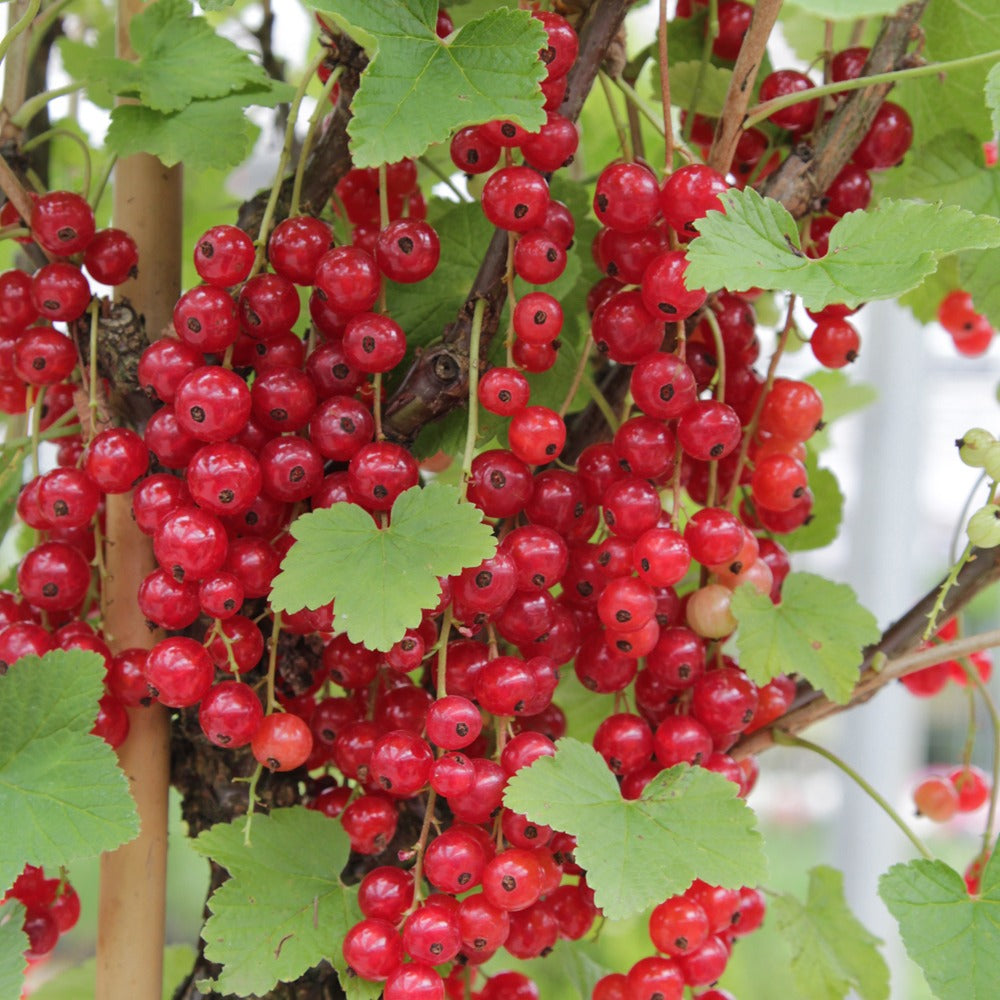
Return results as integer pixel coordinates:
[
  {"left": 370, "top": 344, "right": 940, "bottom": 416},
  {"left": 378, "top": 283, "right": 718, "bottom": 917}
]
[
  {"left": 2, "top": 863, "right": 81, "bottom": 965},
  {"left": 937, "top": 289, "right": 996, "bottom": 357}
]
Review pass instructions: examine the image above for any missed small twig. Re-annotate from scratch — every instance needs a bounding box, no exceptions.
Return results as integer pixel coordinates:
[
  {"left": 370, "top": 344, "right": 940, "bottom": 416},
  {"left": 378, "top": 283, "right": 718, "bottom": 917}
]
[
  {"left": 707, "top": 0, "right": 783, "bottom": 175},
  {"left": 658, "top": 0, "right": 673, "bottom": 171}
]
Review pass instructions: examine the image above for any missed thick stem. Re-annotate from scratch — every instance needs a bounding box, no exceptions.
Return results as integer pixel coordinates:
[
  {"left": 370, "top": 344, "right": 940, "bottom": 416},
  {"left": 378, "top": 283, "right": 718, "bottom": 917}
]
[
  {"left": 760, "top": 0, "right": 929, "bottom": 219},
  {"left": 707, "top": 0, "right": 783, "bottom": 175},
  {"left": 95, "top": 5, "right": 182, "bottom": 1000}
]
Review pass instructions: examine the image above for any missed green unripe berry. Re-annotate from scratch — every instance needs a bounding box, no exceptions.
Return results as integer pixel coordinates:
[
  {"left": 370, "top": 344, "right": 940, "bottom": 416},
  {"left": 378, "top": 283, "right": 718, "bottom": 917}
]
[
  {"left": 957, "top": 428, "right": 997, "bottom": 468},
  {"left": 966, "top": 504, "right": 1000, "bottom": 548},
  {"left": 984, "top": 442, "right": 1000, "bottom": 483}
]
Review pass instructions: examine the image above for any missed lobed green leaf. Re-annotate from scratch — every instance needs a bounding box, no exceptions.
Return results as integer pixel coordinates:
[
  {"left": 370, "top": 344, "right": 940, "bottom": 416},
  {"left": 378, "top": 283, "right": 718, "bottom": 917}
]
[
  {"left": 0, "top": 651, "right": 139, "bottom": 895},
  {"left": 686, "top": 188, "right": 1000, "bottom": 311},
  {"left": 730, "top": 572, "right": 880, "bottom": 703},
  {"left": 269, "top": 481, "right": 496, "bottom": 652},
  {"left": 773, "top": 865, "right": 890, "bottom": 1000},
  {"left": 503, "top": 738, "right": 767, "bottom": 921},
  {"left": 880, "top": 851, "right": 1000, "bottom": 1000},
  {"left": 193, "top": 807, "right": 378, "bottom": 999},
  {"left": 0, "top": 902, "right": 27, "bottom": 1000},
  {"left": 308, "top": 0, "right": 546, "bottom": 168}
]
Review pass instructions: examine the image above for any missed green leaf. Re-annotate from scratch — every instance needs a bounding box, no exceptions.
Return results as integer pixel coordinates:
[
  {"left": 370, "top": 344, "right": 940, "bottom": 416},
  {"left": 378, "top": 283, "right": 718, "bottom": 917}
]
[
  {"left": 895, "top": 0, "right": 1000, "bottom": 143},
  {"left": 0, "top": 650, "right": 139, "bottom": 895},
  {"left": 773, "top": 865, "right": 889, "bottom": 1000},
  {"left": 541, "top": 940, "right": 614, "bottom": 1000},
  {"left": 989, "top": 63, "right": 1000, "bottom": 133},
  {"left": 880, "top": 851, "right": 1000, "bottom": 1000},
  {"left": 193, "top": 807, "right": 376, "bottom": 998},
  {"left": 686, "top": 188, "right": 1000, "bottom": 310},
  {"left": 785, "top": 0, "right": 901, "bottom": 17},
  {"left": 665, "top": 61, "right": 734, "bottom": 118},
  {"left": 30, "top": 944, "right": 197, "bottom": 1000},
  {"left": 781, "top": 452, "right": 844, "bottom": 553},
  {"left": 959, "top": 247, "right": 1000, "bottom": 329},
  {"left": 503, "top": 738, "right": 767, "bottom": 921},
  {"left": 106, "top": 80, "right": 295, "bottom": 170},
  {"left": 0, "top": 902, "right": 26, "bottom": 1000},
  {"left": 309, "top": 0, "right": 546, "bottom": 168},
  {"left": 58, "top": 32, "right": 117, "bottom": 110},
  {"left": 900, "top": 254, "right": 961, "bottom": 325},
  {"left": 97, "top": 0, "right": 271, "bottom": 113},
  {"left": 730, "top": 572, "right": 880, "bottom": 703},
  {"left": 269, "top": 482, "right": 496, "bottom": 651}
]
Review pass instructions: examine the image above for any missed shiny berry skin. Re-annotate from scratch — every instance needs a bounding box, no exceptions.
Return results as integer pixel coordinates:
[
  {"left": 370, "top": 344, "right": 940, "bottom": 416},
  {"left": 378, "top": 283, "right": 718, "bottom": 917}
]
[
  {"left": 384, "top": 963, "right": 444, "bottom": 1000},
  {"left": 481, "top": 167, "right": 550, "bottom": 233},
  {"left": 450, "top": 125, "right": 501, "bottom": 174},
  {"left": 602, "top": 477, "right": 662, "bottom": 540},
  {"left": 513, "top": 229, "right": 567, "bottom": 285},
  {"left": 508, "top": 406, "right": 565, "bottom": 465},
  {"left": 341, "top": 792, "right": 398, "bottom": 853},
  {"left": 482, "top": 848, "right": 543, "bottom": 912},
  {"left": 653, "top": 714, "right": 713, "bottom": 767},
  {"left": 268, "top": 215, "right": 333, "bottom": 285},
  {"left": 173, "top": 284, "right": 239, "bottom": 353},
  {"left": 594, "top": 161, "right": 660, "bottom": 233},
  {"left": 84, "top": 227, "right": 139, "bottom": 285},
  {"left": 154, "top": 505, "right": 228, "bottom": 582},
  {"left": 426, "top": 695, "right": 483, "bottom": 750},
  {"left": 369, "top": 730, "right": 433, "bottom": 797},
  {"left": 630, "top": 351, "right": 698, "bottom": 419},
  {"left": 852, "top": 101, "right": 913, "bottom": 169},
  {"left": 0, "top": 268, "right": 38, "bottom": 329},
  {"left": 633, "top": 528, "right": 691, "bottom": 588},
  {"left": 194, "top": 224, "right": 255, "bottom": 287},
  {"left": 478, "top": 366, "right": 531, "bottom": 415},
  {"left": 198, "top": 680, "right": 264, "bottom": 747},
  {"left": 83, "top": 426, "right": 149, "bottom": 493},
  {"left": 593, "top": 712, "right": 654, "bottom": 775},
  {"left": 659, "top": 164, "right": 729, "bottom": 240},
  {"left": 626, "top": 955, "right": 685, "bottom": 1000},
  {"left": 824, "top": 163, "right": 872, "bottom": 217},
  {"left": 38, "top": 467, "right": 100, "bottom": 529},
  {"left": 13, "top": 326, "right": 77, "bottom": 385},
  {"left": 677, "top": 400, "right": 742, "bottom": 461},
  {"left": 186, "top": 442, "right": 262, "bottom": 515},
  {"left": 18, "top": 541, "right": 91, "bottom": 612},
  {"left": 137, "top": 337, "right": 203, "bottom": 405},
  {"left": 308, "top": 395, "right": 374, "bottom": 461},
  {"left": 31, "top": 190, "right": 95, "bottom": 255},
  {"left": 758, "top": 377, "right": 823, "bottom": 442},
  {"left": 691, "top": 665, "right": 759, "bottom": 733},
  {"left": 533, "top": 10, "right": 579, "bottom": 78},
  {"left": 342, "top": 917, "right": 404, "bottom": 981},
  {"left": 358, "top": 865, "right": 415, "bottom": 923},
  {"left": 342, "top": 311, "right": 406, "bottom": 373},
  {"left": 591, "top": 289, "right": 664, "bottom": 364},
  {"left": 31, "top": 262, "right": 92, "bottom": 322},
  {"left": 237, "top": 272, "right": 300, "bottom": 339},
  {"left": 137, "top": 568, "right": 200, "bottom": 629},
  {"left": 831, "top": 46, "right": 870, "bottom": 85},
  {"left": 467, "top": 448, "right": 533, "bottom": 518},
  {"left": 348, "top": 441, "right": 419, "bottom": 511},
  {"left": 174, "top": 366, "right": 252, "bottom": 442},
  {"left": 811, "top": 317, "right": 860, "bottom": 367},
  {"left": 306, "top": 339, "right": 365, "bottom": 398},
  {"left": 713, "top": 1, "right": 753, "bottom": 60},
  {"left": 376, "top": 219, "right": 440, "bottom": 283},
  {"left": 949, "top": 765, "right": 991, "bottom": 811},
  {"left": 641, "top": 250, "right": 706, "bottom": 321},
  {"left": 759, "top": 69, "right": 819, "bottom": 132},
  {"left": 313, "top": 246, "right": 381, "bottom": 314},
  {"left": 649, "top": 894, "right": 710, "bottom": 956},
  {"left": 251, "top": 712, "right": 313, "bottom": 771},
  {"left": 403, "top": 901, "right": 462, "bottom": 964},
  {"left": 752, "top": 453, "right": 808, "bottom": 512},
  {"left": 144, "top": 636, "right": 214, "bottom": 708},
  {"left": 521, "top": 111, "right": 579, "bottom": 172}
]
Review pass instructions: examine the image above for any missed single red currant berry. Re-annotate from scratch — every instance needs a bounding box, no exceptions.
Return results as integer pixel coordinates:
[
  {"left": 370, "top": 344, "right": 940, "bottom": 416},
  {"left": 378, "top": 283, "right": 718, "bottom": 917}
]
[
  {"left": 194, "top": 224, "right": 255, "bottom": 287},
  {"left": 376, "top": 219, "right": 440, "bottom": 283},
  {"left": 251, "top": 712, "right": 313, "bottom": 771},
  {"left": 83, "top": 227, "right": 139, "bottom": 285},
  {"left": 31, "top": 190, "right": 96, "bottom": 255},
  {"left": 508, "top": 406, "right": 566, "bottom": 465},
  {"left": 198, "top": 680, "right": 264, "bottom": 747}
]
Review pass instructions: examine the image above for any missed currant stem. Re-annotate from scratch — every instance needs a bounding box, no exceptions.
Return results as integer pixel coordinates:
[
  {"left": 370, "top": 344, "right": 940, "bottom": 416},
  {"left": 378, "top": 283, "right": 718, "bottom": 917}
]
[
  {"left": 658, "top": 0, "right": 673, "bottom": 172},
  {"left": 744, "top": 47, "right": 1000, "bottom": 130},
  {"left": 461, "top": 297, "right": 487, "bottom": 488},
  {"left": 558, "top": 335, "right": 593, "bottom": 420},
  {"left": 87, "top": 299, "right": 101, "bottom": 438},
  {"left": 407, "top": 787, "right": 438, "bottom": 908},
  {"left": 242, "top": 763, "right": 264, "bottom": 846},
  {"left": 290, "top": 64, "right": 342, "bottom": 218},
  {"left": 435, "top": 605, "right": 453, "bottom": 702},
  {"left": 598, "top": 70, "right": 633, "bottom": 161},
  {"left": 89, "top": 153, "right": 118, "bottom": 213},
  {"left": 11, "top": 82, "right": 82, "bottom": 130},
  {"left": 0, "top": 152, "right": 52, "bottom": 261},
  {"left": 21, "top": 128, "right": 92, "bottom": 201},
  {"left": 957, "top": 657, "right": 1000, "bottom": 861},
  {"left": 773, "top": 730, "right": 934, "bottom": 860},
  {"left": 265, "top": 611, "right": 283, "bottom": 715},
  {"left": 0, "top": 0, "right": 40, "bottom": 68},
  {"left": 925, "top": 541, "right": 976, "bottom": 640},
  {"left": 251, "top": 47, "right": 327, "bottom": 276}
]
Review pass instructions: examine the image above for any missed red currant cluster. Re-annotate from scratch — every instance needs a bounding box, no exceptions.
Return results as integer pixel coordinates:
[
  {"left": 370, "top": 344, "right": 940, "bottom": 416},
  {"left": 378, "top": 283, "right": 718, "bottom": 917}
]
[
  {"left": 1, "top": 863, "right": 80, "bottom": 965},
  {"left": 937, "top": 289, "right": 996, "bottom": 357}
]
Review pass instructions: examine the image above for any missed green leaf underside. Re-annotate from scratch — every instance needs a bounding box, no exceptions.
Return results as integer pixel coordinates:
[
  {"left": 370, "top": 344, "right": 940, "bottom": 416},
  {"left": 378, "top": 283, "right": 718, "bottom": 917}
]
[
  {"left": 0, "top": 902, "right": 27, "bottom": 1000},
  {"left": 503, "top": 738, "right": 767, "bottom": 921},
  {"left": 774, "top": 866, "right": 890, "bottom": 1000},
  {"left": 106, "top": 80, "right": 295, "bottom": 170},
  {"left": 685, "top": 188, "right": 1000, "bottom": 310},
  {"left": 0, "top": 650, "right": 139, "bottom": 895},
  {"left": 193, "top": 807, "right": 377, "bottom": 998},
  {"left": 269, "top": 481, "right": 496, "bottom": 651},
  {"left": 880, "top": 851, "right": 1000, "bottom": 1000},
  {"left": 785, "top": 0, "right": 901, "bottom": 17},
  {"left": 730, "top": 572, "right": 880, "bottom": 703},
  {"left": 99, "top": 0, "right": 270, "bottom": 113},
  {"left": 308, "top": 0, "right": 546, "bottom": 168},
  {"left": 895, "top": 0, "right": 1000, "bottom": 143}
]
